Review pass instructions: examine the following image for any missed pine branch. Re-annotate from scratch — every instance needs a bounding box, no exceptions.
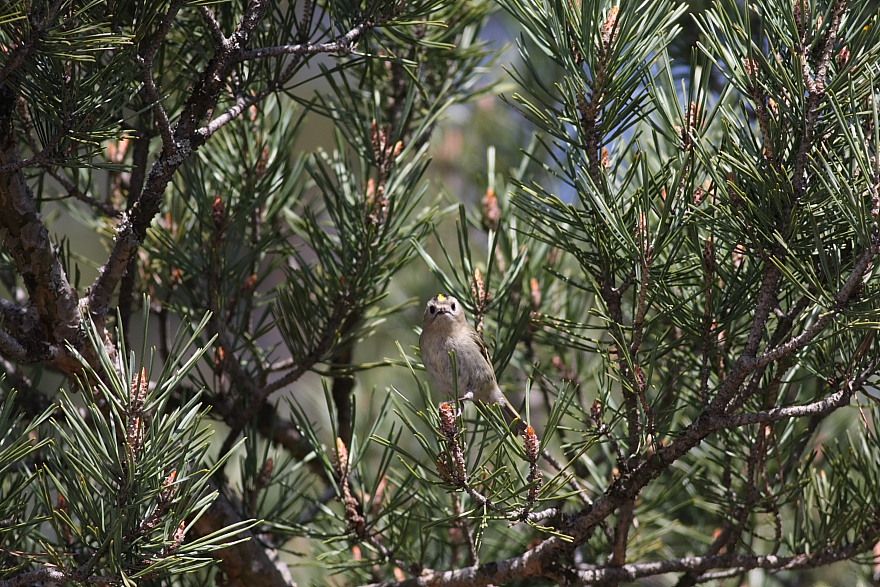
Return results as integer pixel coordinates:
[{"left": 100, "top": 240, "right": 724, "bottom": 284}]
[
  {"left": 197, "top": 20, "right": 377, "bottom": 141},
  {"left": 137, "top": 57, "right": 175, "bottom": 155},
  {"left": 199, "top": 6, "right": 227, "bottom": 46},
  {"left": 363, "top": 520, "right": 880, "bottom": 587},
  {"left": 574, "top": 540, "right": 880, "bottom": 584},
  {"left": 87, "top": 0, "right": 272, "bottom": 317},
  {"left": 0, "top": 327, "right": 27, "bottom": 361},
  {"left": 190, "top": 490, "right": 295, "bottom": 587},
  {"left": 0, "top": 0, "right": 64, "bottom": 85},
  {"left": 86, "top": 3, "right": 381, "bottom": 321},
  {"left": 371, "top": 253, "right": 876, "bottom": 585},
  {"left": 724, "top": 370, "right": 863, "bottom": 428},
  {"left": 753, "top": 242, "right": 878, "bottom": 371},
  {"left": 331, "top": 343, "right": 356, "bottom": 447},
  {"left": 195, "top": 87, "right": 275, "bottom": 142},
  {"left": 0, "top": 88, "right": 80, "bottom": 353},
  {"left": 237, "top": 21, "right": 373, "bottom": 61},
  {"left": 792, "top": 0, "right": 846, "bottom": 198},
  {"left": 0, "top": 566, "right": 116, "bottom": 587}
]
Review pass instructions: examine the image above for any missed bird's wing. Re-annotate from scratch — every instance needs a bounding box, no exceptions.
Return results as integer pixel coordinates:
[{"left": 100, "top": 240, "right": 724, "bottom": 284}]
[{"left": 470, "top": 329, "right": 495, "bottom": 372}]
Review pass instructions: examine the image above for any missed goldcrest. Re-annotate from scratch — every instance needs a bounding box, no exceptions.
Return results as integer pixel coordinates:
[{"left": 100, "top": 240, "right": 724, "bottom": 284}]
[{"left": 419, "top": 293, "right": 520, "bottom": 423}]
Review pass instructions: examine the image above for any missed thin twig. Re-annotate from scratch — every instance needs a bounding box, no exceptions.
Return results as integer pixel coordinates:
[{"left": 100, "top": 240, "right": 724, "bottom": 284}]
[
  {"left": 138, "top": 59, "right": 175, "bottom": 154},
  {"left": 754, "top": 244, "right": 877, "bottom": 371},
  {"left": 196, "top": 87, "right": 275, "bottom": 142},
  {"left": 573, "top": 537, "right": 878, "bottom": 584},
  {"left": 41, "top": 167, "right": 121, "bottom": 217},
  {"left": 331, "top": 343, "right": 356, "bottom": 446},
  {"left": 138, "top": 1, "right": 182, "bottom": 153},
  {"left": 199, "top": 6, "right": 227, "bottom": 46},
  {"left": 237, "top": 22, "right": 372, "bottom": 61}
]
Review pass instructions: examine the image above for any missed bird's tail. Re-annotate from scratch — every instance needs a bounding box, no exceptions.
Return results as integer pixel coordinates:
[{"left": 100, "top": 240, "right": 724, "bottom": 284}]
[{"left": 490, "top": 386, "right": 527, "bottom": 435}]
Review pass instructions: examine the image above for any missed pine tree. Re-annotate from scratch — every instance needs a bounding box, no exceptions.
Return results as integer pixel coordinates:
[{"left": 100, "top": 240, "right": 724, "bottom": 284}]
[{"left": 1, "top": 0, "right": 879, "bottom": 585}]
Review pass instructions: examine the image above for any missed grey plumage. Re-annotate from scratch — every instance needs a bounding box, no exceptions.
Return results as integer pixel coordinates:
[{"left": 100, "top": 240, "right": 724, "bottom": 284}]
[{"left": 419, "top": 294, "right": 520, "bottom": 423}]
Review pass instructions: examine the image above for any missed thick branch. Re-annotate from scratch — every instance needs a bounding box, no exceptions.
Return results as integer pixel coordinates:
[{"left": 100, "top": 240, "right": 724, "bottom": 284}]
[
  {"left": 363, "top": 518, "right": 877, "bottom": 587},
  {"left": 0, "top": 88, "right": 79, "bottom": 351},
  {"left": 190, "top": 490, "right": 294, "bottom": 587},
  {"left": 0, "top": 326, "right": 27, "bottom": 360},
  {"left": 0, "top": 299, "right": 42, "bottom": 350},
  {"left": 87, "top": 144, "right": 194, "bottom": 316}
]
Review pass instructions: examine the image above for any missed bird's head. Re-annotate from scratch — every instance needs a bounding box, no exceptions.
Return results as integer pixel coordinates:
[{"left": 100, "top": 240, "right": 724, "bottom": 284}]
[{"left": 423, "top": 294, "right": 466, "bottom": 329}]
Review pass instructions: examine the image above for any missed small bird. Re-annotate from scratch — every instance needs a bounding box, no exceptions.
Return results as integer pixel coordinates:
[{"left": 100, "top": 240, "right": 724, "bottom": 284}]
[{"left": 419, "top": 293, "right": 521, "bottom": 427}]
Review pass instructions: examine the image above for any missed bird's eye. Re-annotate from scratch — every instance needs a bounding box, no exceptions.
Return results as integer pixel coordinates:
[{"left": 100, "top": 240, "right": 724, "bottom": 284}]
[
  {"left": 451, "top": 302, "right": 457, "bottom": 311},
  {"left": 429, "top": 305, "right": 436, "bottom": 314}
]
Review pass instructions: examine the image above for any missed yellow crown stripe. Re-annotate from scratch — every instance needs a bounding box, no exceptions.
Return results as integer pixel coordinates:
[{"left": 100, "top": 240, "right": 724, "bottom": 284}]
[{"left": 436, "top": 293, "right": 447, "bottom": 301}]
